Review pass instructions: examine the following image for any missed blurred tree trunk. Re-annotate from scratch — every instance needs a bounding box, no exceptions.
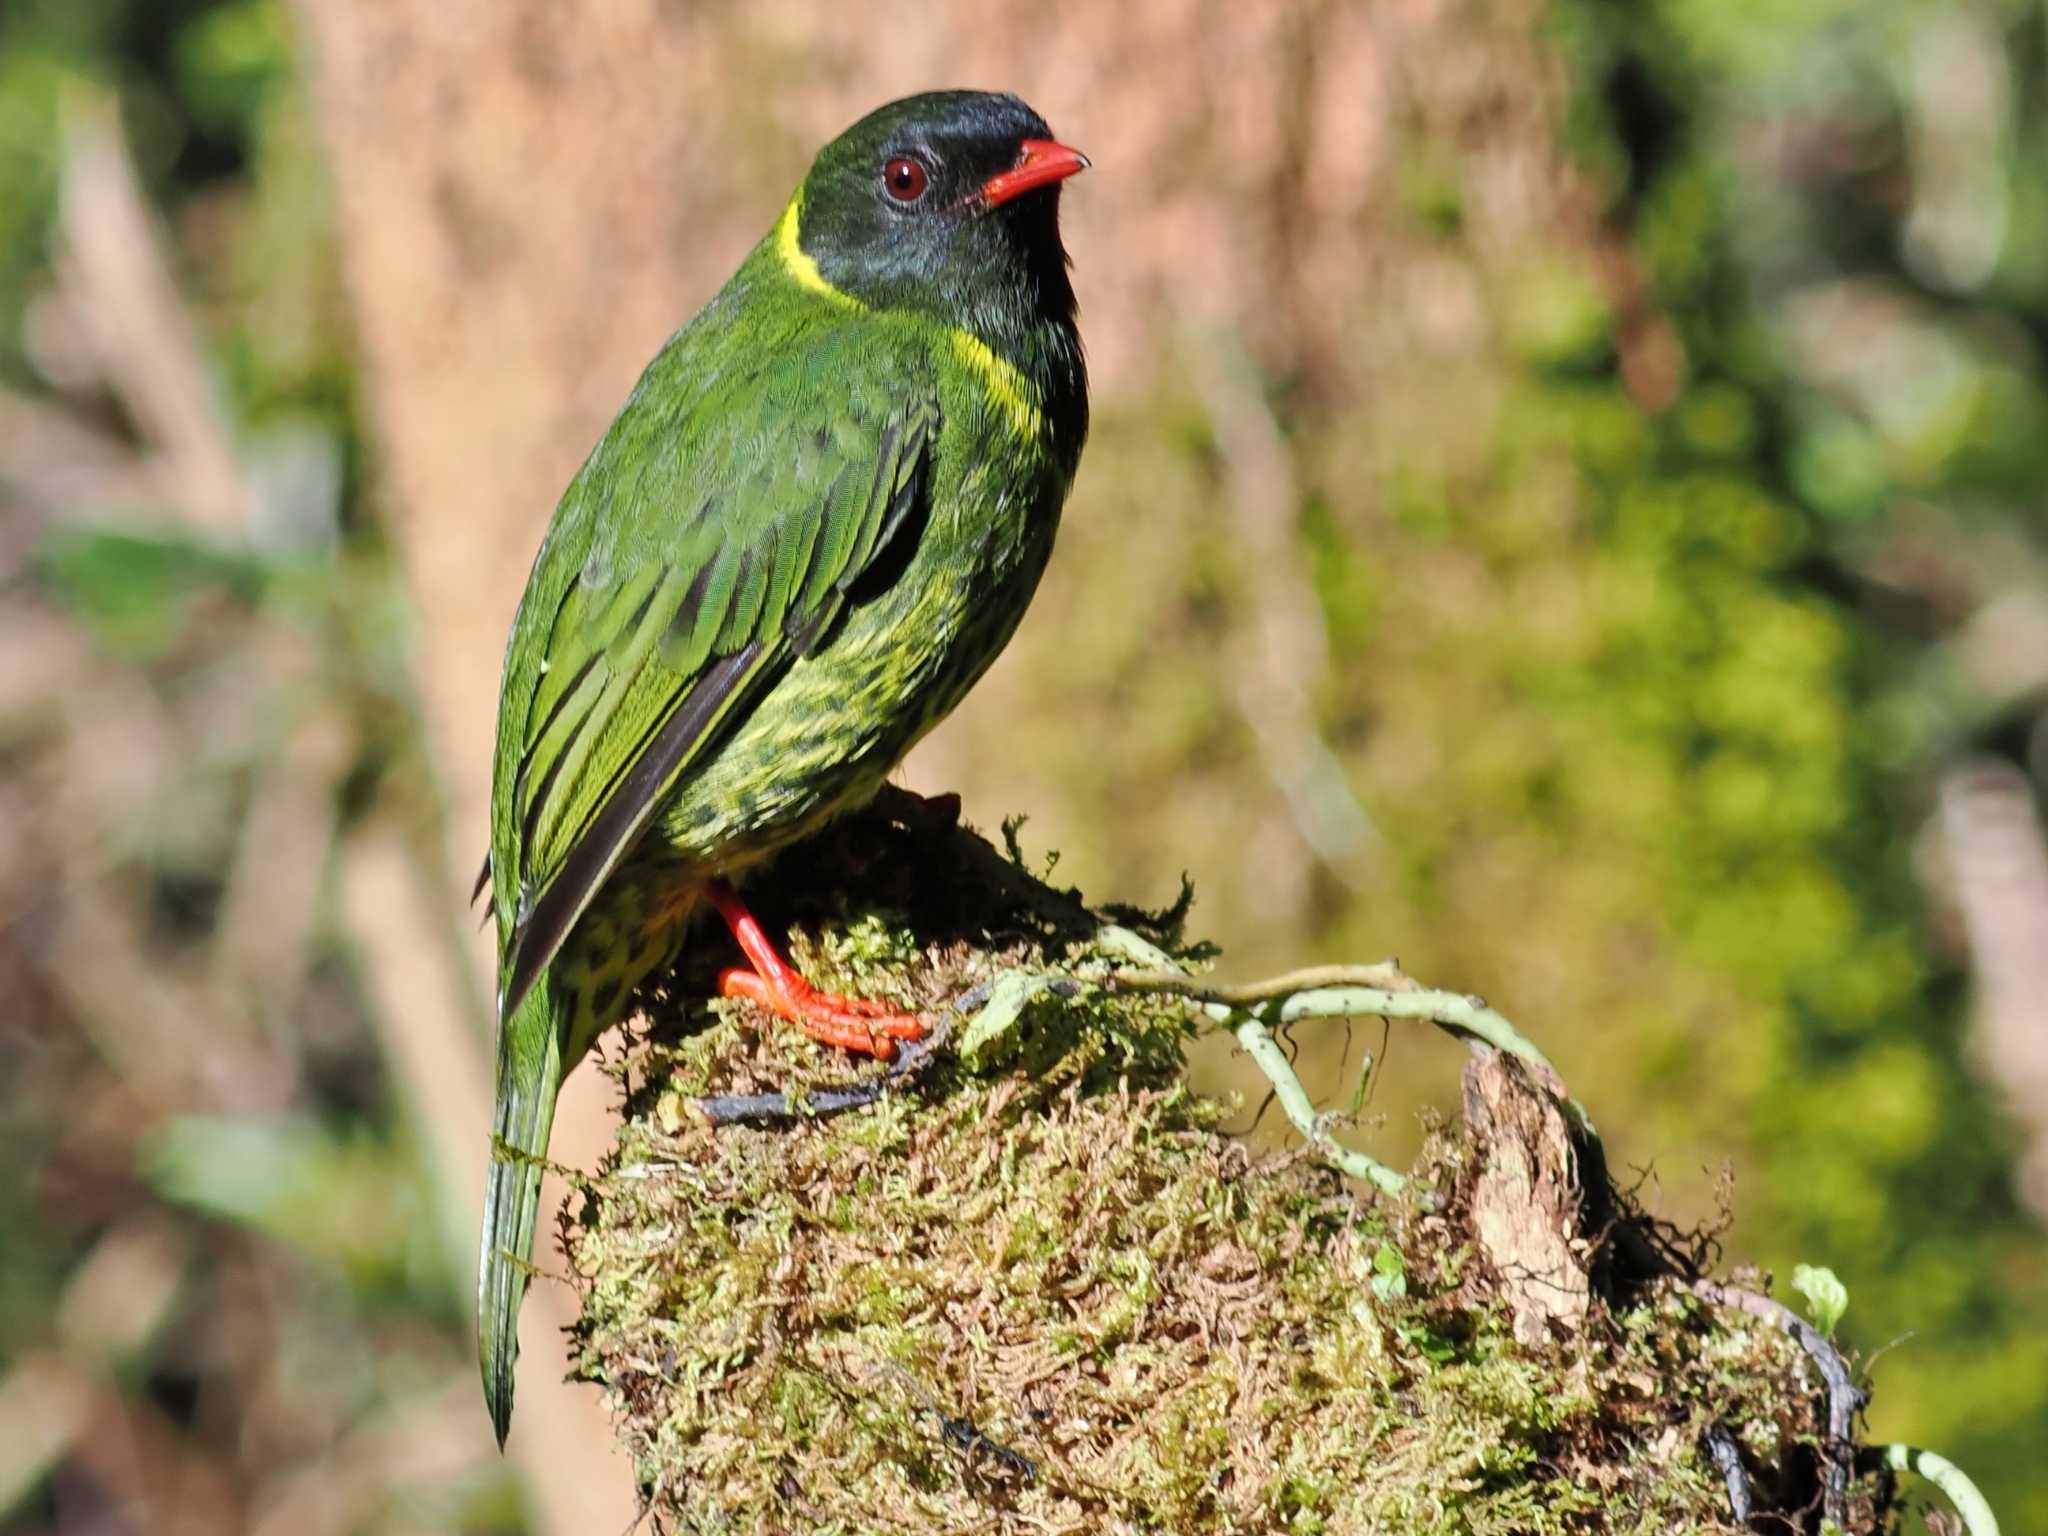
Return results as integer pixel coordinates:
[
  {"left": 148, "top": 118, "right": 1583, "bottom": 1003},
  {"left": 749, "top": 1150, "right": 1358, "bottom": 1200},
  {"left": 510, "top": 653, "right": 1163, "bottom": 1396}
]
[
  {"left": 286, "top": 0, "right": 1568, "bottom": 1522},
  {"left": 288, "top": 4, "right": 721, "bottom": 1527}
]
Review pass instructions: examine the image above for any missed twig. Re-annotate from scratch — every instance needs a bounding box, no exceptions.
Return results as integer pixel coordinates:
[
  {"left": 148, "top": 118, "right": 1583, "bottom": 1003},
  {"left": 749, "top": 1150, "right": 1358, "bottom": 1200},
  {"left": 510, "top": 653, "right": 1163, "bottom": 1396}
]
[
  {"left": 56, "top": 92, "right": 248, "bottom": 534},
  {"left": 1874, "top": 1443, "right": 2001, "bottom": 1536},
  {"left": 1693, "top": 1281, "right": 1866, "bottom": 1527},
  {"left": 1119, "top": 969, "right": 1558, "bottom": 1074},
  {"left": 1122, "top": 953, "right": 1594, "bottom": 1205},
  {"left": 875, "top": 1361, "right": 1036, "bottom": 1484},
  {"left": 1235, "top": 1016, "right": 1408, "bottom": 1198},
  {"left": 343, "top": 827, "right": 496, "bottom": 1272},
  {"left": 694, "top": 924, "right": 1577, "bottom": 1217},
  {"left": 1111, "top": 942, "right": 1599, "bottom": 1200},
  {"left": 693, "top": 987, "right": 972, "bottom": 1125},
  {"left": 1119, "top": 963, "right": 1597, "bottom": 1148},
  {"left": 0, "top": 1218, "right": 188, "bottom": 1518},
  {"left": 1104, "top": 945, "right": 1434, "bottom": 1197},
  {"left": 1113, "top": 960, "right": 1408, "bottom": 1005},
  {"left": 1088, "top": 922, "right": 1183, "bottom": 972},
  {"left": 1702, "top": 1422, "right": 1754, "bottom": 1528},
  {"left": 1937, "top": 759, "right": 2048, "bottom": 1219},
  {"left": 1188, "top": 330, "right": 1378, "bottom": 885},
  {"left": 690, "top": 914, "right": 1184, "bottom": 1127}
]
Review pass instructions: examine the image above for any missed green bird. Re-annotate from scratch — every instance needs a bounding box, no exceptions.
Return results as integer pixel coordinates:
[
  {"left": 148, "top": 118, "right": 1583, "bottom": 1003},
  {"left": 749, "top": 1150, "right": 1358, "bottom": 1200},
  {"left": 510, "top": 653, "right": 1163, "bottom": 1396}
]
[{"left": 477, "top": 91, "right": 1089, "bottom": 1443}]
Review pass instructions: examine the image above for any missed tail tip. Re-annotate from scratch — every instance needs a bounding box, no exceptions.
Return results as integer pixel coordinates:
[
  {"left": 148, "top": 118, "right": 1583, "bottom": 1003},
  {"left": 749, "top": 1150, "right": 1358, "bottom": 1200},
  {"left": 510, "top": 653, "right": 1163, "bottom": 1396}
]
[{"left": 486, "top": 1366, "right": 514, "bottom": 1449}]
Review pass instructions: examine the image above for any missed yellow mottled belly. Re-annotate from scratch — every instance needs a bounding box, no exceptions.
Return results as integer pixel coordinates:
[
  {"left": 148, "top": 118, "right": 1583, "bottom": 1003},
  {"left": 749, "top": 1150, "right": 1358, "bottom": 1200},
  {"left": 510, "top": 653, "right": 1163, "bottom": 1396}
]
[{"left": 555, "top": 869, "right": 702, "bottom": 1062}]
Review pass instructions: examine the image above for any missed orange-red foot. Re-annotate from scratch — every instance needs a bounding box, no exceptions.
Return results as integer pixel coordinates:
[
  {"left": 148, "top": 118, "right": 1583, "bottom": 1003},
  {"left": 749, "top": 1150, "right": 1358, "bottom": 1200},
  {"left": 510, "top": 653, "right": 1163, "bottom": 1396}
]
[{"left": 708, "top": 880, "right": 924, "bottom": 1059}]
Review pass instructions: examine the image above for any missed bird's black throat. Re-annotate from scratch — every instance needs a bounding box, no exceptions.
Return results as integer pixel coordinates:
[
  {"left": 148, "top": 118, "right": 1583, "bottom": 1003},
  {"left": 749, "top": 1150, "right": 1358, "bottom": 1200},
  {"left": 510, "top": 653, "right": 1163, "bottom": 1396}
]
[{"left": 791, "top": 90, "right": 1090, "bottom": 458}]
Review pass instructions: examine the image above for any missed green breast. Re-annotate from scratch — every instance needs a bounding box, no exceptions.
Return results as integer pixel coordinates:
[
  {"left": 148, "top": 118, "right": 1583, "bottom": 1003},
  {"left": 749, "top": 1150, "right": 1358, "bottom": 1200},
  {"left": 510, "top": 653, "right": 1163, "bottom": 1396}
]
[{"left": 648, "top": 329, "right": 1070, "bottom": 866}]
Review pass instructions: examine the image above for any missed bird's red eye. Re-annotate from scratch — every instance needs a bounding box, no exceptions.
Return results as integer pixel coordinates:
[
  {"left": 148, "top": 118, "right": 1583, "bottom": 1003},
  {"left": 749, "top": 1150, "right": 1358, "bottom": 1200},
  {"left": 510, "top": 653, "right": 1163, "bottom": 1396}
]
[{"left": 883, "top": 157, "right": 928, "bottom": 203}]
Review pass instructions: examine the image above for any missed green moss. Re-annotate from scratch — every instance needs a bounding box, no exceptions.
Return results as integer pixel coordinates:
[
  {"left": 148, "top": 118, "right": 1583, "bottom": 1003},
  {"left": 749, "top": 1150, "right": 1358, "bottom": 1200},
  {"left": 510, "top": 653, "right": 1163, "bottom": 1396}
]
[{"left": 563, "top": 797, "right": 1894, "bottom": 1533}]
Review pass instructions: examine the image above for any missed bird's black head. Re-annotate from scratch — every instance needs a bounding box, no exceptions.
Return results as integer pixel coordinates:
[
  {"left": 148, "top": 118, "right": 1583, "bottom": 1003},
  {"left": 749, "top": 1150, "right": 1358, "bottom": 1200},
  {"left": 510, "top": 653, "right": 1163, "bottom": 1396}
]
[{"left": 784, "top": 91, "right": 1085, "bottom": 347}]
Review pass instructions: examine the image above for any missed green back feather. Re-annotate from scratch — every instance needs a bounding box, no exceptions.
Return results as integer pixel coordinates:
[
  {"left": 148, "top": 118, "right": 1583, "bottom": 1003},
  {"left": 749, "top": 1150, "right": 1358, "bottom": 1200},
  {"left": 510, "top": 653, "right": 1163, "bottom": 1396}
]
[{"left": 491, "top": 311, "right": 939, "bottom": 1020}]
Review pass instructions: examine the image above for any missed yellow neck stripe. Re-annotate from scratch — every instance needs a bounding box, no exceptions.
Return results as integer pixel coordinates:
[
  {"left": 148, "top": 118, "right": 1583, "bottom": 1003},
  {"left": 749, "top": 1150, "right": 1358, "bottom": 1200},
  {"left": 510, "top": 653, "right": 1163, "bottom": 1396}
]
[
  {"left": 775, "top": 191, "right": 862, "bottom": 310},
  {"left": 950, "top": 329, "right": 1043, "bottom": 442},
  {"left": 776, "top": 188, "right": 1042, "bottom": 442}
]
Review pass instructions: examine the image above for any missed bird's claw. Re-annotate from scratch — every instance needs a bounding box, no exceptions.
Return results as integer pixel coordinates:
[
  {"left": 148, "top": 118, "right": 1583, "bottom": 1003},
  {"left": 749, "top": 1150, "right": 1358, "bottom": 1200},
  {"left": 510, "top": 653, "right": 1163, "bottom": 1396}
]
[{"left": 719, "top": 966, "right": 924, "bottom": 1059}]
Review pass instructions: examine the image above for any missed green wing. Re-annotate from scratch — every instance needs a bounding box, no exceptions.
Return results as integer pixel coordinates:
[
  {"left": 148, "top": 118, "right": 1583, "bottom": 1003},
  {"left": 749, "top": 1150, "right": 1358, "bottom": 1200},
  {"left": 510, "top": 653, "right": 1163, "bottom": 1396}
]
[{"left": 490, "top": 322, "right": 940, "bottom": 1021}]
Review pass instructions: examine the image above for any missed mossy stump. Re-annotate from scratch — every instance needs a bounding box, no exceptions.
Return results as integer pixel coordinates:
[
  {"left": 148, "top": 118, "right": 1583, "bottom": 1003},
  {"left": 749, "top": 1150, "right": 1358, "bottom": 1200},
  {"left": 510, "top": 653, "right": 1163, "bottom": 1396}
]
[{"left": 562, "top": 790, "right": 1894, "bottom": 1534}]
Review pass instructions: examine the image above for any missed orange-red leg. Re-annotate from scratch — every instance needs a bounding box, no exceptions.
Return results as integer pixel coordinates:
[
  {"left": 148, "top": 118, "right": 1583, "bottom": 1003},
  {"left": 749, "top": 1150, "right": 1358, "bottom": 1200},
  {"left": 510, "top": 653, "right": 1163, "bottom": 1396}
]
[{"left": 708, "top": 880, "right": 923, "bottom": 1059}]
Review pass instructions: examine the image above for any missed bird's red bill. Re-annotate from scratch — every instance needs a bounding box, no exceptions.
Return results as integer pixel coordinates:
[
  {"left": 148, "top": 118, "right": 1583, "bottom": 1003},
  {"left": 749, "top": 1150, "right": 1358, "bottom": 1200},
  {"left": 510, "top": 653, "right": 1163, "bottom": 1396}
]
[{"left": 981, "top": 139, "right": 1090, "bottom": 208}]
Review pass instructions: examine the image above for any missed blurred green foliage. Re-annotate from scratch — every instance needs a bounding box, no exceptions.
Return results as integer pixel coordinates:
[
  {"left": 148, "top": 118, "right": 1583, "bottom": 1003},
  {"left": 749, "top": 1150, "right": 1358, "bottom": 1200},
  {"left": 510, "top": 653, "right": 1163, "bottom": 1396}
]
[
  {"left": 1, "top": 0, "right": 2044, "bottom": 1530},
  {"left": 1545, "top": 0, "right": 2048, "bottom": 1518},
  {"left": 971, "top": 2, "right": 2048, "bottom": 1522},
  {"left": 0, "top": 0, "right": 509, "bottom": 1530},
  {"left": 35, "top": 524, "right": 268, "bottom": 657}
]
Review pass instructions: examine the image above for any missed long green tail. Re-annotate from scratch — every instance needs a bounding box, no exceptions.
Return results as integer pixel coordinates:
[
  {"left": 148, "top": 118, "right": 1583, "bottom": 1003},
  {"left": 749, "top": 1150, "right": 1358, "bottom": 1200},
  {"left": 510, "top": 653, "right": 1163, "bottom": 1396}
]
[{"left": 478, "top": 980, "right": 567, "bottom": 1447}]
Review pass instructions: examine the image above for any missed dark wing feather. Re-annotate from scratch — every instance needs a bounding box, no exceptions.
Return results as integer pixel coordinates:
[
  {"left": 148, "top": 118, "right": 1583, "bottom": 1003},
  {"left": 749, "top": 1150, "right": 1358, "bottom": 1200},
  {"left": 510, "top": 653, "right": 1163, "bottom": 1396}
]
[
  {"left": 488, "top": 323, "right": 940, "bottom": 1022},
  {"left": 499, "top": 643, "right": 763, "bottom": 1018}
]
